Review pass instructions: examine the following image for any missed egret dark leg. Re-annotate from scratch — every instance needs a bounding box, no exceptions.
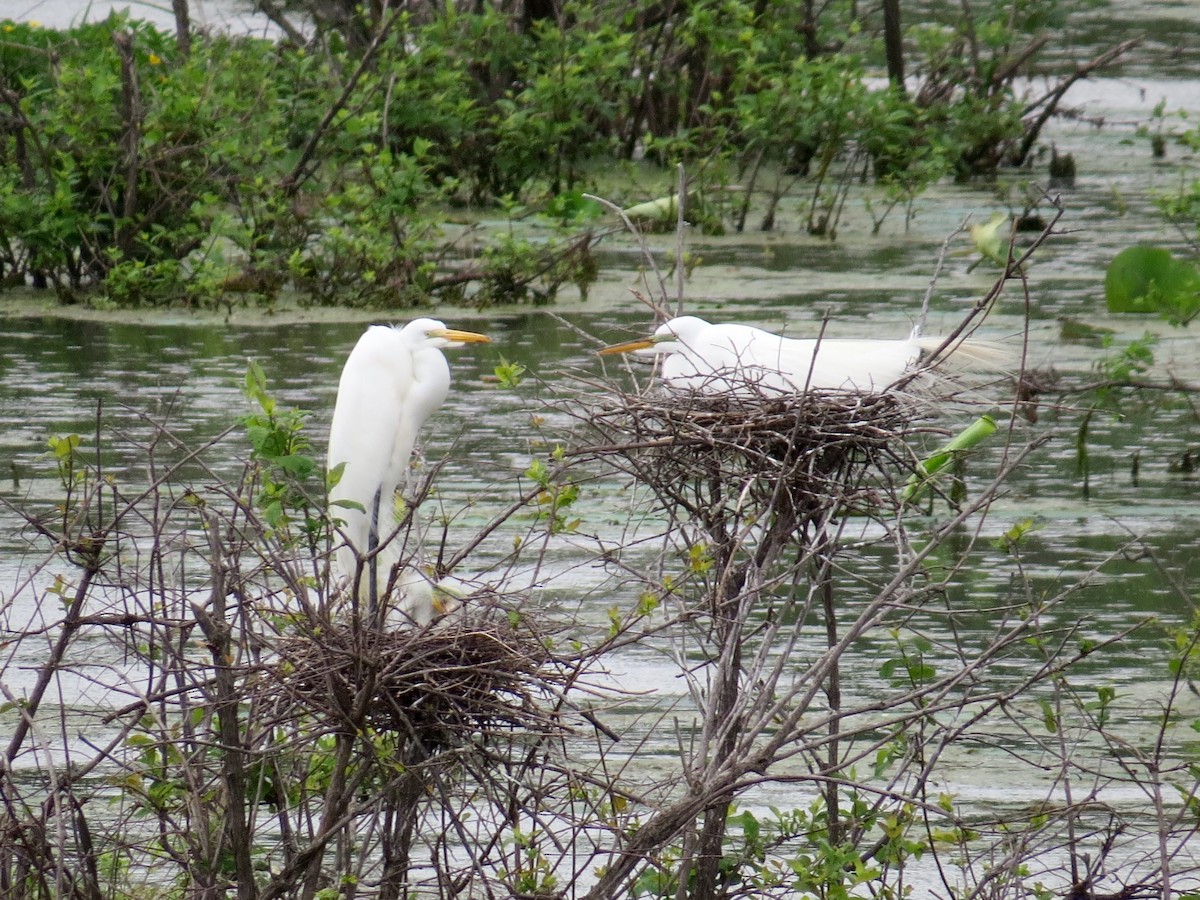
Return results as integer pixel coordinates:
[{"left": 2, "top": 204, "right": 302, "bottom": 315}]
[{"left": 368, "top": 486, "right": 382, "bottom": 618}]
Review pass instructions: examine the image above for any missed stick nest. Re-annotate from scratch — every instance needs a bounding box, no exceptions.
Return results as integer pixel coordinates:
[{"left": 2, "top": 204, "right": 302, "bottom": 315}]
[
  {"left": 586, "top": 386, "right": 916, "bottom": 526},
  {"left": 257, "top": 602, "right": 566, "bottom": 752}
]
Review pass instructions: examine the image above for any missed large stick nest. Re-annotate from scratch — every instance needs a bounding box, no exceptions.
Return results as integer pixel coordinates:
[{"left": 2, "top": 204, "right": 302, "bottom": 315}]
[
  {"left": 585, "top": 384, "right": 918, "bottom": 529},
  {"left": 256, "top": 601, "right": 568, "bottom": 754}
]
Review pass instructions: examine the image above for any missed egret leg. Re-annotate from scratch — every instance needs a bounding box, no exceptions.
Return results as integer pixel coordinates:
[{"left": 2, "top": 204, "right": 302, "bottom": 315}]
[{"left": 367, "top": 485, "right": 382, "bottom": 617}]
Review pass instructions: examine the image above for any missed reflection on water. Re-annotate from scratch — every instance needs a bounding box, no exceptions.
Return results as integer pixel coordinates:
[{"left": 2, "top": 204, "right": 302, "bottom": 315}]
[
  {"left": 17, "top": 0, "right": 278, "bottom": 34},
  {"left": 17, "top": 0, "right": 1200, "bottom": 80}
]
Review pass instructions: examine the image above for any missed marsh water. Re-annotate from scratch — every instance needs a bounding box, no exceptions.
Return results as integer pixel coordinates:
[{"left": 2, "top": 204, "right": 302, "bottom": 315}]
[{"left": 3, "top": 4, "right": 1200, "bottom": 894}]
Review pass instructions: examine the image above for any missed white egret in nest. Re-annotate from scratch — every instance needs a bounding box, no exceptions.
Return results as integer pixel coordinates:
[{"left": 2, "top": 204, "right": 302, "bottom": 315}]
[
  {"left": 327, "top": 319, "right": 490, "bottom": 623},
  {"left": 599, "top": 315, "right": 1005, "bottom": 395}
]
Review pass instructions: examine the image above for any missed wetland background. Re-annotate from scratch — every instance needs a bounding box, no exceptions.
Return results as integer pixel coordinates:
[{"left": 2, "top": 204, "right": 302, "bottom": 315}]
[{"left": 2, "top": 0, "right": 1200, "bottom": 898}]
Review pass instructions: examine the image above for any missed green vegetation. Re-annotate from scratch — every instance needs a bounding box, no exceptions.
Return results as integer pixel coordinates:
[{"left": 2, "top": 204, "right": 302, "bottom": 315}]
[{"left": 0, "top": 0, "right": 1127, "bottom": 307}]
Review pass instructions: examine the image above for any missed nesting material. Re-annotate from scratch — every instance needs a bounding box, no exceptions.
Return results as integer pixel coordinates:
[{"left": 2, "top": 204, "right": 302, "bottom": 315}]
[
  {"left": 586, "top": 382, "right": 919, "bottom": 528},
  {"left": 258, "top": 601, "right": 566, "bottom": 752}
]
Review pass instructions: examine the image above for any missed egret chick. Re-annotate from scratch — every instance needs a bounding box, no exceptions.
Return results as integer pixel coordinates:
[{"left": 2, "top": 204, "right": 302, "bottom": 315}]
[{"left": 327, "top": 319, "right": 490, "bottom": 622}]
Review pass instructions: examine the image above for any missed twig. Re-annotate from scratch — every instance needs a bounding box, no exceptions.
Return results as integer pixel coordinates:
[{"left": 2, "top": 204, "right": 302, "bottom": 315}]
[{"left": 279, "top": 10, "right": 401, "bottom": 198}]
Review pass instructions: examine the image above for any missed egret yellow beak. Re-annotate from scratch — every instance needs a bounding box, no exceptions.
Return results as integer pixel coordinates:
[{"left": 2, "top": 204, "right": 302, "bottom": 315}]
[
  {"left": 598, "top": 337, "right": 655, "bottom": 355},
  {"left": 433, "top": 328, "right": 491, "bottom": 344}
]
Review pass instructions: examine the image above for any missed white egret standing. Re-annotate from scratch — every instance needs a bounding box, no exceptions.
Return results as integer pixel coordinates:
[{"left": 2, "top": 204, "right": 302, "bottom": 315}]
[
  {"left": 327, "top": 319, "right": 490, "bottom": 623},
  {"left": 599, "top": 315, "right": 1004, "bottom": 395}
]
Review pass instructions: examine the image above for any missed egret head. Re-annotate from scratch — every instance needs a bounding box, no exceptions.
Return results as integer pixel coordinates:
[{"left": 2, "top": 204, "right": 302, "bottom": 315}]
[
  {"left": 598, "top": 315, "right": 711, "bottom": 357},
  {"left": 403, "top": 317, "right": 492, "bottom": 349}
]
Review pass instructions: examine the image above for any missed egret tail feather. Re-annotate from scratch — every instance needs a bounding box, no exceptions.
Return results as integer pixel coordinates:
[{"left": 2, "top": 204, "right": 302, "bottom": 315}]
[{"left": 913, "top": 337, "right": 1013, "bottom": 375}]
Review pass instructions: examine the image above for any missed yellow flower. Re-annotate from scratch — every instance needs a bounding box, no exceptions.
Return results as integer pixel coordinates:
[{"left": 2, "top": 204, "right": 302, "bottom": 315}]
[
  {"left": 148, "top": 52, "right": 162, "bottom": 65},
  {"left": 27, "top": 19, "right": 40, "bottom": 27},
  {"left": 2, "top": 25, "right": 14, "bottom": 32}
]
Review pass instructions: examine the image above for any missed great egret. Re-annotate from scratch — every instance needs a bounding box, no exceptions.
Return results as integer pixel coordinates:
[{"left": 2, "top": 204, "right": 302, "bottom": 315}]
[
  {"left": 327, "top": 319, "right": 490, "bottom": 623},
  {"left": 599, "top": 315, "right": 1004, "bottom": 395}
]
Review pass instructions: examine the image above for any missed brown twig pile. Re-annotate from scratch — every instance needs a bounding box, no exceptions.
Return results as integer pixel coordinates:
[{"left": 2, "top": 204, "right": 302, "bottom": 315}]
[
  {"left": 586, "top": 385, "right": 918, "bottom": 531},
  {"left": 256, "top": 602, "right": 568, "bottom": 753}
]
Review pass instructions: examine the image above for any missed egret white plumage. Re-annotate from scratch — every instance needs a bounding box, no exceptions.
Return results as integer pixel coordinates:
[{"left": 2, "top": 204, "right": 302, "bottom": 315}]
[
  {"left": 599, "top": 315, "right": 1004, "bottom": 395},
  {"left": 327, "top": 319, "right": 490, "bottom": 624}
]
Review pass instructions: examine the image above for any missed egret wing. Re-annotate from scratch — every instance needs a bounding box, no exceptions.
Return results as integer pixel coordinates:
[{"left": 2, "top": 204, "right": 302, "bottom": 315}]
[
  {"left": 775, "top": 338, "right": 922, "bottom": 391},
  {"left": 327, "top": 326, "right": 417, "bottom": 558}
]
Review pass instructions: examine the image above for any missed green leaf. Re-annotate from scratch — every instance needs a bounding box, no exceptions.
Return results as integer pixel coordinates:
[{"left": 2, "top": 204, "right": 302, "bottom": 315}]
[
  {"left": 273, "top": 454, "right": 315, "bottom": 477},
  {"left": 902, "top": 415, "right": 998, "bottom": 503},
  {"left": 547, "top": 190, "right": 601, "bottom": 223},
  {"left": 48, "top": 433, "right": 82, "bottom": 460},
  {"left": 525, "top": 458, "right": 549, "bottom": 486},
  {"left": 737, "top": 809, "right": 760, "bottom": 844},
  {"left": 243, "top": 360, "right": 275, "bottom": 414},
  {"left": 1105, "top": 245, "right": 1200, "bottom": 323},
  {"left": 969, "top": 211, "right": 1009, "bottom": 265},
  {"left": 493, "top": 356, "right": 526, "bottom": 389},
  {"left": 636, "top": 591, "right": 660, "bottom": 616},
  {"left": 1038, "top": 698, "right": 1058, "bottom": 734},
  {"left": 992, "top": 516, "right": 1042, "bottom": 552},
  {"left": 906, "top": 662, "right": 936, "bottom": 683},
  {"left": 326, "top": 461, "right": 347, "bottom": 489}
]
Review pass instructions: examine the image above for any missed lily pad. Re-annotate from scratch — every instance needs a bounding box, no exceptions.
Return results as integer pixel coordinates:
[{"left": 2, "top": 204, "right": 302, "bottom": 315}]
[{"left": 1105, "top": 245, "right": 1200, "bottom": 322}]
